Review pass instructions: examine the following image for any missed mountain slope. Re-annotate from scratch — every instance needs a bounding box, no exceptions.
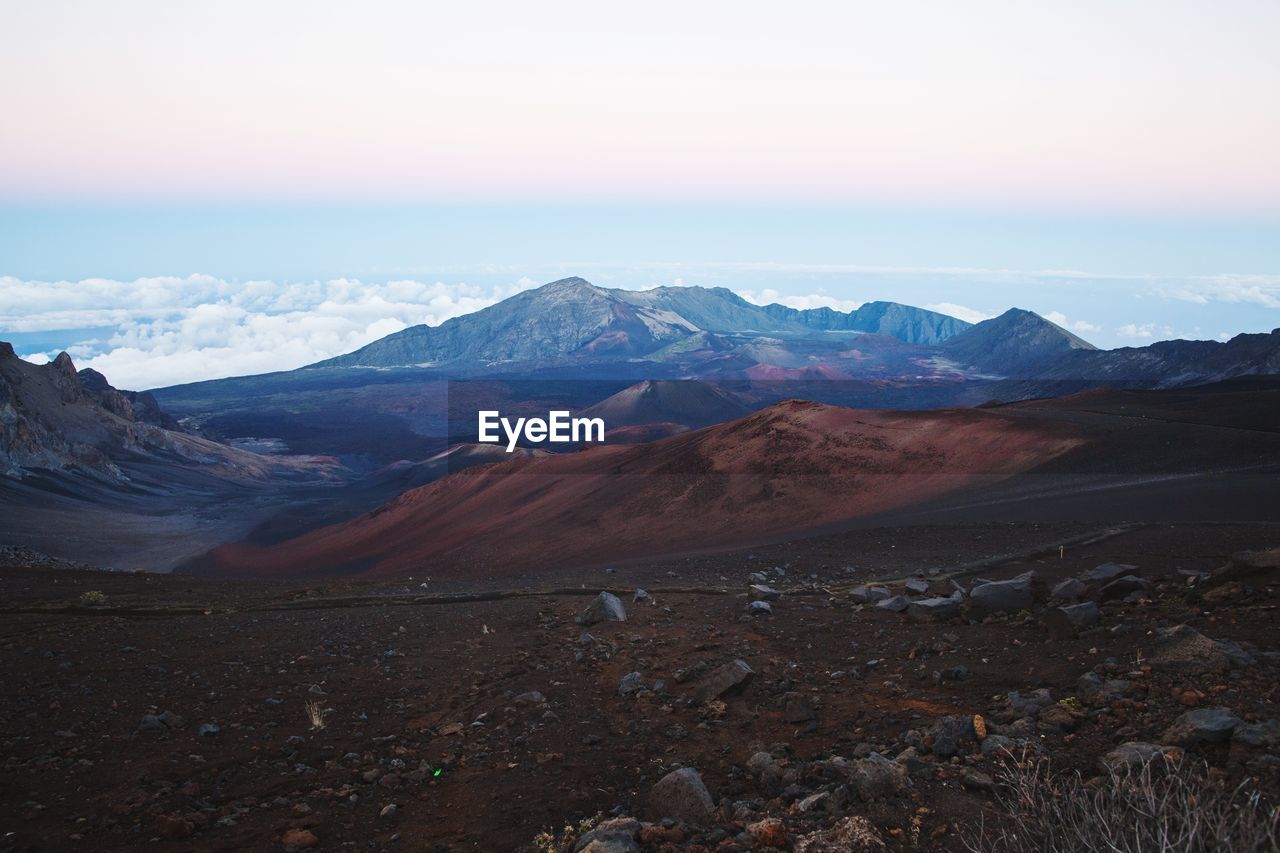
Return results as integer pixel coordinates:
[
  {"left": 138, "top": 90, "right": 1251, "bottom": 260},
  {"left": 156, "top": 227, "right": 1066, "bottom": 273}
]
[
  {"left": 578, "top": 380, "right": 753, "bottom": 429},
  {"left": 0, "top": 343, "right": 335, "bottom": 483},
  {"left": 199, "top": 400, "right": 1082, "bottom": 578},
  {"left": 940, "top": 308, "right": 1097, "bottom": 375},
  {"left": 1034, "top": 328, "right": 1280, "bottom": 387}
]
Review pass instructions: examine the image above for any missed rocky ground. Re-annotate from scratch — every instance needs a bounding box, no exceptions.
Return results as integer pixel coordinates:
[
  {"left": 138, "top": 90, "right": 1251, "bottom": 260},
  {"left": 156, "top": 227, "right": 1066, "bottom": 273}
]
[{"left": 1, "top": 522, "right": 1277, "bottom": 851}]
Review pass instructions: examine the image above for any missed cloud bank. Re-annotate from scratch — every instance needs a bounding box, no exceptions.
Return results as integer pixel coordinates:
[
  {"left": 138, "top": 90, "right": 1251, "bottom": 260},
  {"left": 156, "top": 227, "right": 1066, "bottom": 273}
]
[{"left": 2, "top": 275, "right": 538, "bottom": 389}]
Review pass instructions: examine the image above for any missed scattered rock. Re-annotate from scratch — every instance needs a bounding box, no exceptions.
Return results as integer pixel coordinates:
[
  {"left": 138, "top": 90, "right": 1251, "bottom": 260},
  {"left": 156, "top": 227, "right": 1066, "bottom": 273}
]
[
  {"left": 874, "top": 595, "right": 911, "bottom": 613},
  {"left": 1081, "top": 562, "right": 1138, "bottom": 585},
  {"left": 793, "top": 816, "right": 886, "bottom": 851},
  {"left": 848, "top": 753, "right": 910, "bottom": 801},
  {"left": 747, "top": 600, "right": 773, "bottom": 616},
  {"left": 968, "top": 572, "right": 1035, "bottom": 616},
  {"left": 849, "top": 586, "right": 891, "bottom": 604},
  {"left": 908, "top": 596, "right": 961, "bottom": 622},
  {"left": 573, "top": 817, "right": 641, "bottom": 852},
  {"left": 577, "top": 592, "right": 626, "bottom": 626},
  {"left": 750, "top": 584, "right": 781, "bottom": 601},
  {"left": 1045, "top": 601, "right": 1102, "bottom": 639},
  {"left": 633, "top": 589, "right": 651, "bottom": 603},
  {"left": 904, "top": 578, "right": 930, "bottom": 594},
  {"left": 1004, "top": 689, "right": 1053, "bottom": 719},
  {"left": 961, "top": 768, "right": 995, "bottom": 791},
  {"left": 1161, "top": 707, "right": 1241, "bottom": 746},
  {"left": 783, "top": 695, "right": 817, "bottom": 723},
  {"left": 1150, "top": 625, "right": 1234, "bottom": 674},
  {"left": 746, "top": 817, "right": 788, "bottom": 849},
  {"left": 281, "top": 828, "right": 319, "bottom": 850},
  {"left": 927, "top": 716, "right": 976, "bottom": 758},
  {"left": 1050, "top": 577, "right": 1086, "bottom": 602},
  {"left": 691, "top": 659, "right": 754, "bottom": 703},
  {"left": 618, "top": 672, "right": 646, "bottom": 698},
  {"left": 1100, "top": 742, "right": 1184, "bottom": 773},
  {"left": 1098, "top": 575, "right": 1149, "bottom": 601},
  {"left": 646, "top": 767, "right": 715, "bottom": 823}
]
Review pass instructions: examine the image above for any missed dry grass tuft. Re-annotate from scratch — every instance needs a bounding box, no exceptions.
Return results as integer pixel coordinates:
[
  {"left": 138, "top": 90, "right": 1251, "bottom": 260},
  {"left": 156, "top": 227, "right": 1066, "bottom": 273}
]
[
  {"left": 962, "top": 753, "right": 1278, "bottom": 852},
  {"left": 305, "top": 700, "right": 328, "bottom": 731}
]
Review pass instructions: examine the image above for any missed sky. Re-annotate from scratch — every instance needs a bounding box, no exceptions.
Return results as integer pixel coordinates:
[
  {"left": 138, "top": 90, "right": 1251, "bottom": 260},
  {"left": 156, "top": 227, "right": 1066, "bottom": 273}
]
[{"left": 2, "top": 1, "right": 1278, "bottom": 388}]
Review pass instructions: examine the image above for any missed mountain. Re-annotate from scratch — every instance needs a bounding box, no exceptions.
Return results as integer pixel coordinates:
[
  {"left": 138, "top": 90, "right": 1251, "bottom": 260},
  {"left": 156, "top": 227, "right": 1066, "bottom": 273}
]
[
  {"left": 0, "top": 342, "right": 334, "bottom": 483},
  {"left": 578, "top": 380, "right": 752, "bottom": 430},
  {"left": 940, "top": 308, "right": 1097, "bottom": 375},
  {"left": 313, "top": 278, "right": 970, "bottom": 369},
  {"left": 1035, "top": 328, "right": 1280, "bottom": 387},
  {"left": 197, "top": 400, "right": 1082, "bottom": 578}
]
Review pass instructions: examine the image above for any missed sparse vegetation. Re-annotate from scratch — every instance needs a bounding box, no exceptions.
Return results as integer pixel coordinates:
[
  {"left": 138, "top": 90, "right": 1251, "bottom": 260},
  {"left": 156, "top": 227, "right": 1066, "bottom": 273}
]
[
  {"left": 78, "top": 590, "right": 107, "bottom": 606},
  {"left": 962, "top": 755, "right": 1278, "bottom": 853},
  {"left": 532, "top": 812, "right": 603, "bottom": 853},
  {"left": 305, "top": 700, "right": 328, "bottom": 731}
]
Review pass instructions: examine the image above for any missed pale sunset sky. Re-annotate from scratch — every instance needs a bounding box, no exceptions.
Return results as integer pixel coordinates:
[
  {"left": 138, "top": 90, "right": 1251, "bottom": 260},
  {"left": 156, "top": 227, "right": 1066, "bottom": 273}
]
[{"left": 1, "top": 1, "right": 1277, "bottom": 387}]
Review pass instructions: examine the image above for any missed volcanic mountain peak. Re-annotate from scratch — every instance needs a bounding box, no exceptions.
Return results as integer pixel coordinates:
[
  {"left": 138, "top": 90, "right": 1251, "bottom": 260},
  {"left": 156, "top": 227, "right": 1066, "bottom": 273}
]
[
  {"left": 311, "top": 278, "right": 972, "bottom": 370},
  {"left": 580, "top": 379, "right": 752, "bottom": 429},
  {"left": 940, "top": 307, "right": 1097, "bottom": 375}
]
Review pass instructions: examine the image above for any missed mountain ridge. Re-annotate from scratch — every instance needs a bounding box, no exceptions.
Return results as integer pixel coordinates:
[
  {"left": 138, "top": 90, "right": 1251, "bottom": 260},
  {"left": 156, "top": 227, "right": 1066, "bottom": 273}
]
[{"left": 312, "top": 278, "right": 970, "bottom": 370}]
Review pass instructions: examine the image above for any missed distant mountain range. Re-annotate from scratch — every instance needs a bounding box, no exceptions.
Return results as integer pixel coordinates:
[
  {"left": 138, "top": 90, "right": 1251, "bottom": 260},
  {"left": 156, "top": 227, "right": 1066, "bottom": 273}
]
[
  {"left": 306, "top": 277, "right": 1279, "bottom": 389},
  {"left": 145, "top": 277, "right": 1280, "bottom": 466},
  {"left": 313, "top": 277, "right": 969, "bottom": 370}
]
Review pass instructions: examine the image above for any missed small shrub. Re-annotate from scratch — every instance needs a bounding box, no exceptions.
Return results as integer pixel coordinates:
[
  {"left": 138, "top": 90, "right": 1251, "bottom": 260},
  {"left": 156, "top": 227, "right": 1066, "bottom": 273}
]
[
  {"left": 305, "top": 700, "right": 329, "bottom": 731},
  {"left": 531, "top": 812, "right": 603, "bottom": 853},
  {"left": 961, "top": 754, "right": 1278, "bottom": 852},
  {"left": 79, "top": 590, "right": 106, "bottom": 606}
]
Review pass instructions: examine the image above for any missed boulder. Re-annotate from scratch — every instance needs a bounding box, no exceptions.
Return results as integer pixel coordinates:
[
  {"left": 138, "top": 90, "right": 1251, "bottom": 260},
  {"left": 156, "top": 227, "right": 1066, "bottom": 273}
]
[
  {"left": 646, "top": 767, "right": 715, "bottom": 822},
  {"left": 847, "top": 753, "right": 910, "bottom": 801},
  {"left": 576, "top": 592, "right": 626, "bottom": 626},
  {"left": 1161, "top": 707, "right": 1241, "bottom": 746},
  {"left": 1004, "top": 689, "right": 1053, "bottom": 719},
  {"left": 907, "top": 596, "right": 961, "bottom": 622},
  {"left": 874, "top": 595, "right": 911, "bottom": 613},
  {"left": 904, "top": 578, "right": 930, "bottom": 594},
  {"left": 633, "top": 588, "right": 651, "bottom": 603},
  {"left": 573, "top": 818, "right": 641, "bottom": 853},
  {"left": 1100, "top": 742, "right": 1184, "bottom": 773},
  {"left": 1050, "top": 577, "right": 1086, "bottom": 602},
  {"left": 691, "top": 659, "right": 754, "bottom": 703},
  {"left": 1150, "top": 625, "right": 1233, "bottom": 675},
  {"left": 1081, "top": 562, "right": 1138, "bottom": 585},
  {"left": 850, "top": 586, "right": 891, "bottom": 604},
  {"left": 747, "top": 600, "right": 773, "bottom": 616},
  {"left": 617, "top": 672, "right": 646, "bottom": 697},
  {"left": 783, "top": 695, "right": 817, "bottom": 723},
  {"left": 1044, "top": 601, "right": 1101, "bottom": 638},
  {"left": 750, "top": 584, "right": 781, "bottom": 601},
  {"left": 1205, "top": 548, "right": 1280, "bottom": 589},
  {"left": 1098, "top": 575, "right": 1150, "bottom": 601},
  {"left": 928, "top": 715, "right": 976, "bottom": 758},
  {"left": 1076, "top": 672, "right": 1139, "bottom": 707},
  {"left": 969, "top": 572, "right": 1036, "bottom": 616}
]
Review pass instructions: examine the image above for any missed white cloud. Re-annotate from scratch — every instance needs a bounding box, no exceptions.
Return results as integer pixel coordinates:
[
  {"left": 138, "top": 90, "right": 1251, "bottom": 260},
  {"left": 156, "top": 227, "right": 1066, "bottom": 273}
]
[
  {"left": 1115, "top": 322, "right": 1176, "bottom": 339},
  {"left": 924, "top": 303, "right": 993, "bottom": 324},
  {"left": 4, "top": 275, "right": 539, "bottom": 389},
  {"left": 735, "top": 288, "right": 863, "bottom": 313},
  {"left": 1151, "top": 274, "right": 1280, "bottom": 309},
  {"left": 1044, "top": 311, "right": 1102, "bottom": 335}
]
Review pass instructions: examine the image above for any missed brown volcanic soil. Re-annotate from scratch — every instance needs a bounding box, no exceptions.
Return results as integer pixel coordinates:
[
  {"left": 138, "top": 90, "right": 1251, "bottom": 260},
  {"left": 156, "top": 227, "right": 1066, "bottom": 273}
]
[
  {"left": 203, "top": 401, "right": 1083, "bottom": 579},
  {"left": 1, "top": 522, "right": 1277, "bottom": 851}
]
